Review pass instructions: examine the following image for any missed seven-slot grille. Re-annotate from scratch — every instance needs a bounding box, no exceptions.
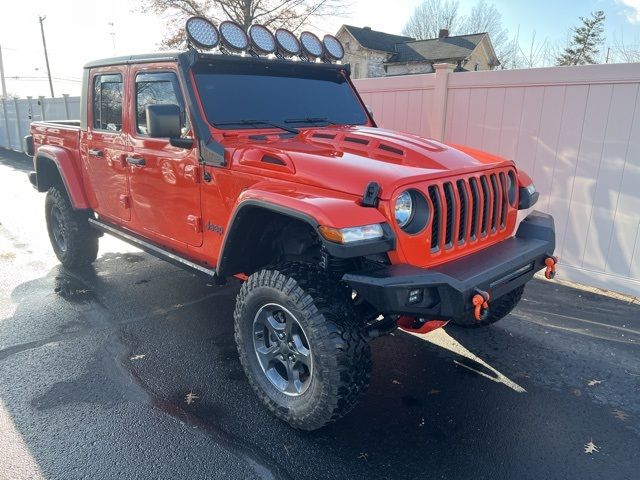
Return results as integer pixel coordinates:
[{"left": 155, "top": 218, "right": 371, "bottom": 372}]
[{"left": 427, "top": 170, "right": 513, "bottom": 253}]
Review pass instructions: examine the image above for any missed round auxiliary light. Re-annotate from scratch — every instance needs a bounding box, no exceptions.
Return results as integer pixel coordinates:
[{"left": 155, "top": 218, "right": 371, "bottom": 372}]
[
  {"left": 322, "top": 34, "right": 344, "bottom": 60},
  {"left": 249, "top": 24, "right": 276, "bottom": 54},
  {"left": 275, "top": 28, "right": 301, "bottom": 56},
  {"left": 219, "top": 20, "right": 249, "bottom": 52},
  {"left": 300, "top": 31, "right": 324, "bottom": 58},
  {"left": 185, "top": 16, "right": 219, "bottom": 50}
]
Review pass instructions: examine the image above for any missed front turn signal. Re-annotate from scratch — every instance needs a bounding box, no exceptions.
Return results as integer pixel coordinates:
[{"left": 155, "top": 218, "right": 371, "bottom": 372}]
[{"left": 319, "top": 224, "right": 384, "bottom": 244}]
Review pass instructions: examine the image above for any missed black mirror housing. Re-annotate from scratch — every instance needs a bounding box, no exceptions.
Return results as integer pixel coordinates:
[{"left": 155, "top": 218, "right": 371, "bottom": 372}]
[{"left": 146, "top": 104, "right": 182, "bottom": 138}]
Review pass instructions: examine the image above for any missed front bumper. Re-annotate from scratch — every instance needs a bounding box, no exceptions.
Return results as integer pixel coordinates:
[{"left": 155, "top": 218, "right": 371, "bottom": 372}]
[{"left": 343, "top": 211, "right": 555, "bottom": 321}]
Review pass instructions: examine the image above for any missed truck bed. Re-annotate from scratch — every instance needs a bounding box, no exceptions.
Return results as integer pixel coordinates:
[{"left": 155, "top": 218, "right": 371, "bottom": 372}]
[{"left": 31, "top": 120, "right": 81, "bottom": 155}]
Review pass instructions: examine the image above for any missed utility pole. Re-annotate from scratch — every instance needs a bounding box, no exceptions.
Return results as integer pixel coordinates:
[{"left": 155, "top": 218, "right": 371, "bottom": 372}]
[
  {"left": 0, "top": 44, "right": 7, "bottom": 98},
  {"left": 38, "top": 15, "right": 55, "bottom": 98}
]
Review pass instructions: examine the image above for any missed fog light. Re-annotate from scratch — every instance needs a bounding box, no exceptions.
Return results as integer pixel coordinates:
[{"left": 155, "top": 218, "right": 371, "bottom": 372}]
[{"left": 407, "top": 288, "right": 423, "bottom": 305}]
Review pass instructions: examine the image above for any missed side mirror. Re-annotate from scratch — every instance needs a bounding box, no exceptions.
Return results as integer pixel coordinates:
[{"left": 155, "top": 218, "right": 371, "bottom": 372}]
[{"left": 146, "top": 104, "right": 182, "bottom": 139}]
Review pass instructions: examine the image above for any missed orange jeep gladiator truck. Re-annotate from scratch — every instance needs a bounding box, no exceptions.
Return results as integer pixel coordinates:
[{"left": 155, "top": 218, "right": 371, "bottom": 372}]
[{"left": 23, "top": 17, "right": 556, "bottom": 430}]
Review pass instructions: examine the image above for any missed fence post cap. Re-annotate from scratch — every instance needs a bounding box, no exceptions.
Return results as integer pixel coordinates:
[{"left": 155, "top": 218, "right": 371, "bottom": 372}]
[{"left": 433, "top": 63, "right": 456, "bottom": 72}]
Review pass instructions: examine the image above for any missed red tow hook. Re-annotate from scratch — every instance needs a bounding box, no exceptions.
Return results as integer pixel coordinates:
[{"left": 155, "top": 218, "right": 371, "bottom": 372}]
[
  {"left": 397, "top": 316, "right": 448, "bottom": 334},
  {"left": 472, "top": 288, "right": 490, "bottom": 322},
  {"left": 544, "top": 256, "right": 558, "bottom": 280}
]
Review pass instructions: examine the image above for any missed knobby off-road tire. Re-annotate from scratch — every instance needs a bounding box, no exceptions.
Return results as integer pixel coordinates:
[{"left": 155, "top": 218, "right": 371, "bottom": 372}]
[
  {"left": 234, "top": 263, "right": 372, "bottom": 430},
  {"left": 45, "top": 187, "right": 99, "bottom": 269},
  {"left": 450, "top": 285, "right": 525, "bottom": 328}
]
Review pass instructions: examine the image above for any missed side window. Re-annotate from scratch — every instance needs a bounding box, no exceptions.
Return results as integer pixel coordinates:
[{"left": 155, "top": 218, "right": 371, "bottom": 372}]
[
  {"left": 135, "top": 72, "right": 186, "bottom": 135},
  {"left": 92, "top": 74, "right": 123, "bottom": 132}
]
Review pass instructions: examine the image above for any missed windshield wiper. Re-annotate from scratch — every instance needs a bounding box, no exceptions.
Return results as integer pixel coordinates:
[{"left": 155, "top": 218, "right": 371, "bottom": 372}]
[
  {"left": 213, "top": 119, "right": 299, "bottom": 135},
  {"left": 284, "top": 117, "right": 339, "bottom": 126}
]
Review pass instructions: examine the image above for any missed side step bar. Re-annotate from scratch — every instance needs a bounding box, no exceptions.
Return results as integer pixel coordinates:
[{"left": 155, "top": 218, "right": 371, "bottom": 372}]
[{"left": 88, "top": 218, "right": 220, "bottom": 280}]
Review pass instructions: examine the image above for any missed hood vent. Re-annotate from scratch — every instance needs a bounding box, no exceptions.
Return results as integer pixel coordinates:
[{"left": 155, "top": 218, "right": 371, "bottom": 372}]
[
  {"left": 312, "top": 133, "right": 336, "bottom": 139},
  {"left": 262, "top": 155, "right": 286, "bottom": 166},
  {"left": 378, "top": 144, "right": 404, "bottom": 156},
  {"left": 344, "top": 136, "right": 369, "bottom": 145}
]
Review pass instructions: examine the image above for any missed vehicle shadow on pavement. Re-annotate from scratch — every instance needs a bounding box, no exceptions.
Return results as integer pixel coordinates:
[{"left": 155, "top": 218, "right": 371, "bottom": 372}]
[{"left": 1, "top": 252, "right": 639, "bottom": 479}]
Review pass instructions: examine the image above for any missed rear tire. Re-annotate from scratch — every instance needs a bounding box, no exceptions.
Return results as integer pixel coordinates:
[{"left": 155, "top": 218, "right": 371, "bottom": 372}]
[
  {"left": 234, "top": 263, "right": 371, "bottom": 430},
  {"left": 45, "top": 187, "right": 99, "bottom": 270},
  {"left": 451, "top": 285, "right": 525, "bottom": 328}
]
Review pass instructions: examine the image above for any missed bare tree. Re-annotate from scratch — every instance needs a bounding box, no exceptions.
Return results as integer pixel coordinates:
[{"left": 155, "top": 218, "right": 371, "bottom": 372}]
[
  {"left": 402, "top": 0, "right": 461, "bottom": 40},
  {"left": 142, "top": 0, "right": 350, "bottom": 49},
  {"left": 518, "top": 31, "right": 549, "bottom": 68},
  {"left": 610, "top": 30, "right": 640, "bottom": 63}
]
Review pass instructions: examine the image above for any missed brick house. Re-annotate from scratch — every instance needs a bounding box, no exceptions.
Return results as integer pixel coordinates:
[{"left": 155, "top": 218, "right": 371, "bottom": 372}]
[{"left": 335, "top": 25, "right": 500, "bottom": 79}]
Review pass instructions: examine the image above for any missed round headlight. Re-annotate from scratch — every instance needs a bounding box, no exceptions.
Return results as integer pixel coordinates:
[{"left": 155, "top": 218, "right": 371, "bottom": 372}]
[
  {"left": 300, "top": 31, "right": 324, "bottom": 58},
  {"left": 395, "top": 191, "right": 414, "bottom": 229},
  {"left": 249, "top": 24, "right": 276, "bottom": 54},
  {"left": 275, "top": 28, "right": 301, "bottom": 56},
  {"left": 185, "top": 17, "right": 219, "bottom": 50},
  {"left": 323, "top": 34, "right": 344, "bottom": 60},
  {"left": 219, "top": 20, "right": 249, "bottom": 52},
  {"left": 507, "top": 171, "right": 517, "bottom": 206}
]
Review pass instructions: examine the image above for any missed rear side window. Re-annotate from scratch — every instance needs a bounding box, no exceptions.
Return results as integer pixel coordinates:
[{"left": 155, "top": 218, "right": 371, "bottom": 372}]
[
  {"left": 92, "top": 74, "right": 123, "bottom": 132},
  {"left": 135, "top": 72, "right": 186, "bottom": 135}
]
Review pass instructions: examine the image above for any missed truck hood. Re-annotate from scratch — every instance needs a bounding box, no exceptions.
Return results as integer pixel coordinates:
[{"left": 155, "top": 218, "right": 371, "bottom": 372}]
[{"left": 225, "top": 126, "right": 514, "bottom": 200}]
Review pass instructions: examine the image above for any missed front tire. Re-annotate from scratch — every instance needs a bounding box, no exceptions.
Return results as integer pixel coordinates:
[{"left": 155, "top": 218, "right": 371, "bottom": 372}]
[
  {"left": 234, "top": 263, "right": 371, "bottom": 430},
  {"left": 45, "top": 187, "right": 99, "bottom": 270}
]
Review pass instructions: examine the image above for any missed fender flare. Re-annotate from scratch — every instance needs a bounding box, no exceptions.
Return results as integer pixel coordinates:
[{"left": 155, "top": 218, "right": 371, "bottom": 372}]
[
  {"left": 216, "top": 199, "right": 395, "bottom": 278},
  {"left": 35, "top": 146, "right": 91, "bottom": 210}
]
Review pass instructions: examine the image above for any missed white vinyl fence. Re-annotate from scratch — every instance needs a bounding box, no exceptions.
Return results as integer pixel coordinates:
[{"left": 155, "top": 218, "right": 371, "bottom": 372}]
[
  {"left": 0, "top": 95, "right": 80, "bottom": 151},
  {"left": 355, "top": 63, "right": 640, "bottom": 296}
]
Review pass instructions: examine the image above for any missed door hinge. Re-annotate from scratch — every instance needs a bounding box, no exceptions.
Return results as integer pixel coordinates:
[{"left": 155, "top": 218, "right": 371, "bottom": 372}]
[
  {"left": 184, "top": 165, "right": 200, "bottom": 184},
  {"left": 187, "top": 215, "right": 203, "bottom": 233},
  {"left": 119, "top": 194, "right": 131, "bottom": 209}
]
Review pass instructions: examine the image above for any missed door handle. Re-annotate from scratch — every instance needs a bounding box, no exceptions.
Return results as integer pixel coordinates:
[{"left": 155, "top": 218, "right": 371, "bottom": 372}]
[
  {"left": 88, "top": 148, "right": 103, "bottom": 157},
  {"left": 126, "top": 156, "right": 146, "bottom": 167}
]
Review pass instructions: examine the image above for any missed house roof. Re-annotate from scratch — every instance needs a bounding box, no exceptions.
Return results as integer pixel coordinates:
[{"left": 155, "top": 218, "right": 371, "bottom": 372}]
[
  {"left": 387, "top": 33, "right": 488, "bottom": 64},
  {"left": 341, "top": 25, "right": 414, "bottom": 53}
]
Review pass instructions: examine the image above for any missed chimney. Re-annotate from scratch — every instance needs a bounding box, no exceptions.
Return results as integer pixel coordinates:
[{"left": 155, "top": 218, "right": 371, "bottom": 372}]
[{"left": 438, "top": 28, "right": 449, "bottom": 39}]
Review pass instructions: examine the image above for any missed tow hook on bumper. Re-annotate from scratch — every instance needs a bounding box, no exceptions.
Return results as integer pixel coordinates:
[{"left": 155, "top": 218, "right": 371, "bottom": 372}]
[
  {"left": 544, "top": 256, "right": 558, "bottom": 280},
  {"left": 472, "top": 288, "right": 491, "bottom": 322}
]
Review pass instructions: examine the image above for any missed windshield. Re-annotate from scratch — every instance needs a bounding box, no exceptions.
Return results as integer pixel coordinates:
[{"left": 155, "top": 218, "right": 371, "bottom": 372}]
[{"left": 192, "top": 61, "right": 369, "bottom": 129}]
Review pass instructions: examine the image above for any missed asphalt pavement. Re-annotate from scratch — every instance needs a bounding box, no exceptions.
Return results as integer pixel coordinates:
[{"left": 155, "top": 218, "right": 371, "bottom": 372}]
[{"left": 1, "top": 148, "right": 639, "bottom": 480}]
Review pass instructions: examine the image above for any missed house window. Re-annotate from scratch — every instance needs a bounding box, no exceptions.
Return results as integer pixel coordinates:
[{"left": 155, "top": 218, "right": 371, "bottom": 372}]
[{"left": 353, "top": 62, "right": 361, "bottom": 79}]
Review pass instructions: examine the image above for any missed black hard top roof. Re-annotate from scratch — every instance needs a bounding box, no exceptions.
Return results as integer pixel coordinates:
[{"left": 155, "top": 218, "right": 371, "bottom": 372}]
[{"left": 83, "top": 51, "right": 350, "bottom": 75}]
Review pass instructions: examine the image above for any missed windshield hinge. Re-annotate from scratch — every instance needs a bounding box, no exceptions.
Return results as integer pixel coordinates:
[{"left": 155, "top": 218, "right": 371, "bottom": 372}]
[{"left": 362, "top": 182, "right": 380, "bottom": 208}]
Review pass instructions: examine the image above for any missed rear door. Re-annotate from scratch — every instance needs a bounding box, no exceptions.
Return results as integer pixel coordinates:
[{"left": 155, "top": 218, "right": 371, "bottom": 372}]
[
  {"left": 84, "top": 68, "right": 131, "bottom": 222},
  {"left": 126, "top": 66, "right": 203, "bottom": 247}
]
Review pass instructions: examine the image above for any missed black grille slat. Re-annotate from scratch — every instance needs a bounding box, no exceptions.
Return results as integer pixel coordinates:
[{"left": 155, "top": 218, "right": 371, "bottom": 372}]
[
  {"left": 456, "top": 180, "right": 468, "bottom": 244},
  {"left": 480, "top": 176, "right": 490, "bottom": 236},
  {"left": 443, "top": 183, "right": 455, "bottom": 248},
  {"left": 469, "top": 177, "right": 480, "bottom": 240},
  {"left": 499, "top": 172, "right": 508, "bottom": 228},
  {"left": 490, "top": 174, "right": 500, "bottom": 231},
  {"left": 428, "top": 186, "right": 441, "bottom": 251}
]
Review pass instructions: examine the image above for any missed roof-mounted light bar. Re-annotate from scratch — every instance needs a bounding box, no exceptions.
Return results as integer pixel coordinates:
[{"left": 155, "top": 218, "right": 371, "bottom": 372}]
[
  {"left": 219, "top": 20, "right": 249, "bottom": 53},
  {"left": 185, "top": 16, "right": 220, "bottom": 50},
  {"left": 183, "top": 17, "right": 346, "bottom": 65}
]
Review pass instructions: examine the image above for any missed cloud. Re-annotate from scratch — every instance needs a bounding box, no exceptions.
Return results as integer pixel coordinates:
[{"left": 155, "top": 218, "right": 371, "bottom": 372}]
[{"left": 617, "top": 0, "right": 640, "bottom": 23}]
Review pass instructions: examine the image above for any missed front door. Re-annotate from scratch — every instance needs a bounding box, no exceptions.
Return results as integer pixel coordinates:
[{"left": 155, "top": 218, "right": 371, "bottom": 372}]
[
  {"left": 84, "top": 69, "right": 131, "bottom": 222},
  {"left": 127, "top": 67, "right": 203, "bottom": 247}
]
